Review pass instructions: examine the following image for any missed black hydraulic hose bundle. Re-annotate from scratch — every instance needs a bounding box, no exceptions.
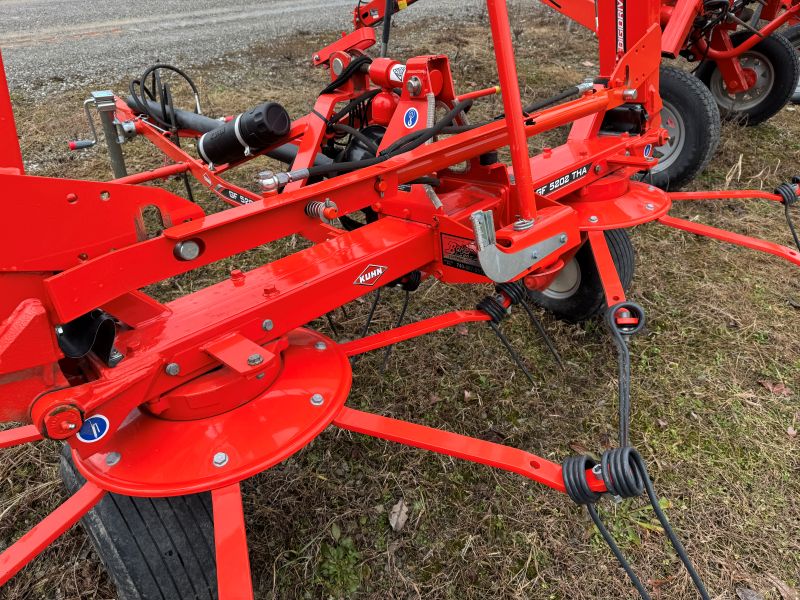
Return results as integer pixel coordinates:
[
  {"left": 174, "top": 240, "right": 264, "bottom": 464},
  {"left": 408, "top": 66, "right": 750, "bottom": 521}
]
[
  {"left": 319, "top": 55, "right": 374, "bottom": 96},
  {"left": 304, "top": 99, "right": 473, "bottom": 178}
]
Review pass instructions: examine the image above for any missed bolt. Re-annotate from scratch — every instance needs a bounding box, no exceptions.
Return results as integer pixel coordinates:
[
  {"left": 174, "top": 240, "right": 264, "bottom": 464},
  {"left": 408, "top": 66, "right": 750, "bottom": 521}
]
[
  {"left": 559, "top": 234, "right": 568, "bottom": 244},
  {"left": 594, "top": 165, "right": 601, "bottom": 174},
  {"left": 315, "top": 341, "right": 327, "bottom": 351},
  {"left": 645, "top": 203, "right": 655, "bottom": 211},
  {"left": 310, "top": 393, "right": 325, "bottom": 406},
  {"left": 531, "top": 250, "right": 539, "bottom": 260},
  {"left": 262, "top": 319, "right": 274, "bottom": 331},
  {"left": 106, "top": 452, "right": 121, "bottom": 466},
  {"left": 247, "top": 354, "right": 264, "bottom": 366},
  {"left": 623, "top": 88, "right": 638, "bottom": 100},
  {"left": 256, "top": 373, "right": 265, "bottom": 380},
  {"left": 332, "top": 57, "right": 344, "bottom": 76},
  {"left": 55, "top": 326, "right": 64, "bottom": 335},
  {"left": 589, "top": 215, "right": 599, "bottom": 223},
  {"left": 213, "top": 452, "right": 229, "bottom": 467},
  {"left": 313, "top": 54, "right": 321, "bottom": 62},
  {"left": 165, "top": 362, "right": 181, "bottom": 376},
  {"left": 592, "top": 464, "right": 603, "bottom": 478},
  {"left": 174, "top": 240, "right": 201, "bottom": 261},
  {"left": 406, "top": 76, "right": 422, "bottom": 97}
]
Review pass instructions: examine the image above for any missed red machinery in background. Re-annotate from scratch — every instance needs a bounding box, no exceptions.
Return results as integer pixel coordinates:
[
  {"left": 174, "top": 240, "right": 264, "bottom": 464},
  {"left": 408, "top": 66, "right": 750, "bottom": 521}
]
[
  {"left": 1, "top": 0, "right": 798, "bottom": 598},
  {"left": 357, "top": 0, "right": 800, "bottom": 188}
]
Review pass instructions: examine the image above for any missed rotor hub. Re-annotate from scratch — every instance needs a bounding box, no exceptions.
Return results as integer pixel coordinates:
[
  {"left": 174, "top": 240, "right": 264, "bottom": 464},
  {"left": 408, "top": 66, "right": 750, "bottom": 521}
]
[{"left": 71, "top": 328, "right": 352, "bottom": 497}]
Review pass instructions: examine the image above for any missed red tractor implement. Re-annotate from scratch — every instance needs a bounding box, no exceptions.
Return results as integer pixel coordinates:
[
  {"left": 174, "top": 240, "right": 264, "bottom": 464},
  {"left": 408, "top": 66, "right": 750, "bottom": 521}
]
[
  {"left": 1, "top": 0, "right": 798, "bottom": 598},
  {"left": 357, "top": 0, "right": 800, "bottom": 188}
]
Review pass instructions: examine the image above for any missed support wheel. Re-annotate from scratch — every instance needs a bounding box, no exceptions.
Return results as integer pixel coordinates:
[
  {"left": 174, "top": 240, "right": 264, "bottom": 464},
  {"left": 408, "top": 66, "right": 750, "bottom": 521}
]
[
  {"left": 696, "top": 31, "right": 800, "bottom": 125},
  {"left": 785, "top": 25, "right": 800, "bottom": 104},
  {"left": 650, "top": 66, "right": 721, "bottom": 190},
  {"left": 59, "top": 446, "right": 218, "bottom": 600},
  {"left": 528, "top": 229, "right": 635, "bottom": 323}
]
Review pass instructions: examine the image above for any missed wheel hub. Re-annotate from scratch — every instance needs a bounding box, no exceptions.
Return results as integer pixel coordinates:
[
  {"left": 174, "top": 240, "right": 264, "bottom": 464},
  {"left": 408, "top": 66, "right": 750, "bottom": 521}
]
[
  {"left": 710, "top": 52, "right": 775, "bottom": 111},
  {"left": 652, "top": 100, "right": 686, "bottom": 173}
]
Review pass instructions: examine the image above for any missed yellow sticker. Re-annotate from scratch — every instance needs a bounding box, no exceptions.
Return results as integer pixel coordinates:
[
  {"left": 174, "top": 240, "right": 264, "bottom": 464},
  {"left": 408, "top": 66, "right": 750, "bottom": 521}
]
[{"left": 398, "top": 0, "right": 408, "bottom": 9}]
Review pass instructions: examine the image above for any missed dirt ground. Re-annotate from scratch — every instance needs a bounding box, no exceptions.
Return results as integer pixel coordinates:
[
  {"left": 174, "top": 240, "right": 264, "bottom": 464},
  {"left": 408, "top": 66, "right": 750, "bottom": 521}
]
[{"left": 1, "top": 5, "right": 799, "bottom": 600}]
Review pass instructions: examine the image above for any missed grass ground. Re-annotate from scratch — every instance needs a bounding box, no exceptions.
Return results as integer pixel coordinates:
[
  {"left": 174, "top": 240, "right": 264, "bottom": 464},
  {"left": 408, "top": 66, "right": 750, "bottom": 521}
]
[{"left": 1, "top": 5, "right": 799, "bottom": 599}]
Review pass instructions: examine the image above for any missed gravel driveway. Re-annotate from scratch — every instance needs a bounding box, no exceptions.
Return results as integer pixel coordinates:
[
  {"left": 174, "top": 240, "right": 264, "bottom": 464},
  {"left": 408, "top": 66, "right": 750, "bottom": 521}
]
[{"left": 0, "top": 0, "right": 482, "bottom": 93}]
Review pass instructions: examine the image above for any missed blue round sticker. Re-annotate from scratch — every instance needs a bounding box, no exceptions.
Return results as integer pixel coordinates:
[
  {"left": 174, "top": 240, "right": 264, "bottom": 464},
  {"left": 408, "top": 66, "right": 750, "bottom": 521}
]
[
  {"left": 77, "top": 415, "right": 110, "bottom": 443},
  {"left": 403, "top": 108, "right": 419, "bottom": 129}
]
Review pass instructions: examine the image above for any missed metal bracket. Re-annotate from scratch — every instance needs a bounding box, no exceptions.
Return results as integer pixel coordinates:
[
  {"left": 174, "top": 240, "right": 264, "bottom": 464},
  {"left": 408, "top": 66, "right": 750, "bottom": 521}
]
[{"left": 471, "top": 210, "right": 569, "bottom": 283}]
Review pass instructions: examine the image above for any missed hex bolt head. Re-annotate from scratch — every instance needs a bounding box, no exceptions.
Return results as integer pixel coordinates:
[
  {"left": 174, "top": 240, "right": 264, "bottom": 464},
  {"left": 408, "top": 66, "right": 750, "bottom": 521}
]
[
  {"left": 174, "top": 240, "right": 201, "bottom": 261},
  {"left": 165, "top": 362, "right": 181, "bottom": 376},
  {"left": 406, "top": 76, "right": 422, "bottom": 96},
  {"left": 559, "top": 234, "right": 568, "bottom": 244},
  {"left": 314, "top": 341, "right": 327, "bottom": 351},
  {"left": 262, "top": 319, "right": 274, "bottom": 331},
  {"left": 589, "top": 216, "right": 599, "bottom": 223},
  {"left": 247, "top": 354, "right": 264, "bottom": 366},
  {"left": 106, "top": 452, "right": 121, "bottom": 466},
  {"left": 645, "top": 203, "right": 655, "bottom": 211},
  {"left": 213, "top": 452, "right": 229, "bottom": 467},
  {"left": 310, "top": 393, "right": 325, "bottom": 406}
]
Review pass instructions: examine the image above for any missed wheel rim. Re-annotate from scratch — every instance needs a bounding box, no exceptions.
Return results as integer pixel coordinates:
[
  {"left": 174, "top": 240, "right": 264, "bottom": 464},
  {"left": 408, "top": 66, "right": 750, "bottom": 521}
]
[
  {"left": 652, "top": 100, "right": 686, "bottom": 173},
  {"left": 709, "top": 51, "right": 775, "bottom": 112},
  {"left": 542, "top": 258, "right": 581, "bottom": 300}
]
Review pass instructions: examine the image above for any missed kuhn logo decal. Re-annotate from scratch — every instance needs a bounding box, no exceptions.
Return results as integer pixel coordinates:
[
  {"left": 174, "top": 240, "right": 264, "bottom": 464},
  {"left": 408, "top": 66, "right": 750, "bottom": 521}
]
[
  {"left": 616, "top": 0, "right": 626, "bottom": 55},
  {"left": 355, "top": 264, "right": 388, "bottom": 286}
]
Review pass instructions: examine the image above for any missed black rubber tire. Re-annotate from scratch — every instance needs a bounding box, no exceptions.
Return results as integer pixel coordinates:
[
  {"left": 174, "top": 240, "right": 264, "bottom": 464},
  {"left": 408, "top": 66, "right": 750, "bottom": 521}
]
[
  {"left": 59, "top": 445, "right": 218, "bottom": 600},
  {"left": 650, "top": 66, "right": 721, "bottom": 191},
  {"left": 528, "top": 229, "right": 635, "bottom": 323},
  {"left": 696, "top": 31, "right": 800, "bottom": 125},
  {"left": 785, "top": 25, "right": 800, "bottom": 104}
]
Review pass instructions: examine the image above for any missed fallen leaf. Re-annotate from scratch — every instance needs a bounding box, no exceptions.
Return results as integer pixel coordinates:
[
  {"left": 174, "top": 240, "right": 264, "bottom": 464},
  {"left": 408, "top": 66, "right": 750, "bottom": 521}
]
[
  {"left": 788, "top": 425, "right": 797, "bottom": 439},
  {"left": 657, "top": 419, "right": 668, "bottom": 429},
  {"left": 758, "top": 380, "right": 792, "bottom": 397},
  {"left": 464, "top": 390, "right": 472, "bottom": 401},
  {"left": 330, "top": 522, "right": 341, "bottom": 542},
  {"left": 764, "top": 574, "right": 798, "bottom": 600},
  {"left": 581, "top": 60, "right": 595, "bottom": 67},
  {"left": 736, "top": 588, "right": 764, "bottom": 600},
  {"left": 456, "top": 325, "right": 469, "bottom": 336},
  {"left": 389, "top": 498, "right": 408, "bottom": 532},
  {"left": 569, "top": 441, "right": 590, "bottom": 454}
]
